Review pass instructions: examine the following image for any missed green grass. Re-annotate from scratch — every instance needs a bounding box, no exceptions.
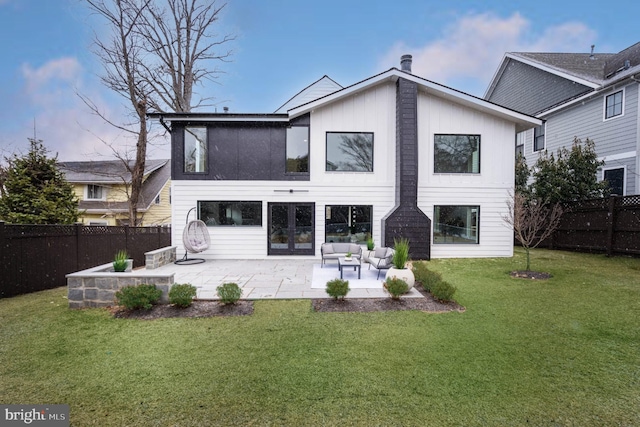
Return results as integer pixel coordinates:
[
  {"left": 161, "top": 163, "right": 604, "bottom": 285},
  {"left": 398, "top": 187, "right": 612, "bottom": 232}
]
[{"left": 1, "top": 248, "right": 639, "bottom": 426}]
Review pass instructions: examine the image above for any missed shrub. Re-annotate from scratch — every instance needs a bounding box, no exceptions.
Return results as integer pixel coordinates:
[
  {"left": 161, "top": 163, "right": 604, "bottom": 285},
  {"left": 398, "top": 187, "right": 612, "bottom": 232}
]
[
  {"left": 169, "top": 283, "right": 197, "bottom": 308},
  {"left": 217, "top": 282, "right": 242, "bottom": 305},
  {"left": 113, "top": 250, "right": 129, "bottom": 272},
  {"left": 430, "top": 280, "right": 457, "bottom": 302},
  {"left": 325, "top": 278, "right": 350, "bottom": 300},
  {"left": 115, "top": 284, "right": 162, "bottom": 310},
  {"left": 412, "top": 262, "right": 442, "bottom": 292},
  {"left": 384, "top": 277, "right": 409, "bottom": 300},
  {"left": 392, "top": 238, "right": 410, "bottom": 269}
]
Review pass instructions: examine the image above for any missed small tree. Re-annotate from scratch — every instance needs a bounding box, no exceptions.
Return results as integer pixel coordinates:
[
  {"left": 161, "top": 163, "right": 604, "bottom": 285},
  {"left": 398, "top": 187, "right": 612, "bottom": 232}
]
[
  {"left": 504, "top": 192, "right": 563, "bottom": 271},
  {"left": 532, "top": 137, "right": 609, "bottom": 204},
  {"left": 0, "top": 139, "right": 79, "bottom": 224}
]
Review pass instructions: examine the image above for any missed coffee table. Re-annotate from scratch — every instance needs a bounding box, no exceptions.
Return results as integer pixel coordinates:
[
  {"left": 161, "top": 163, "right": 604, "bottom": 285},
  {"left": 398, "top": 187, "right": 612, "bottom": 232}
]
[{"left": 338, "top": 257, "right": 361, "bottom": 279}]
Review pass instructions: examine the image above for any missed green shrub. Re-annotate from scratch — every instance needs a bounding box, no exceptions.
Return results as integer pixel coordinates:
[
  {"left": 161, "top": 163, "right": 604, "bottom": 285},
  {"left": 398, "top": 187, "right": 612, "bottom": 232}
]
[
  {"left": 115, "top": 284, "right": 162, "bottom": 310},
  {"left": 431, "top": 280, "right": 457, "bottom": 302},
  {"left": 366, "top": 237, "right": 375, "bottom": 251},
  {"left": 217, "top": 282, "right": 242, "bottom": 305},
  {"left": 169, "top": 283, "right": 197, "bottom": 308},
  {"left": 325, "top": 278, "right": 350, "bottom": 300},
  {"left": 412, "top": 262, "right": 442, "bottom": 292},
  {"left": 113, "top": 250, "right": 129, "bottom": 272},
  {"left": 384, "top": 277, "right": 409, "bottom": 300},
  {"left": 392, "top": 238, "right": 410, "bottom": 269}
]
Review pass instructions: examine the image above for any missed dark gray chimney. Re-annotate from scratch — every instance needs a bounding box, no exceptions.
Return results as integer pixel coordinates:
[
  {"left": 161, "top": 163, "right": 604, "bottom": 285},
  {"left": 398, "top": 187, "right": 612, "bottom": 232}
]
[
  {"left": 400, "top": 54, "right": 412, "bottom": 73},
  {"left": 223, "top": 106, "right": 229, "bottom": 113}
]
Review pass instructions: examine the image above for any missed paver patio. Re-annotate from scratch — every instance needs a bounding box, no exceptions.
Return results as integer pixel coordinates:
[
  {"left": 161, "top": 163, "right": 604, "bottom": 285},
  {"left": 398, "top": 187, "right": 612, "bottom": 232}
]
[{"left": 150, "top": 259, "right": 423, "bottom": 300}]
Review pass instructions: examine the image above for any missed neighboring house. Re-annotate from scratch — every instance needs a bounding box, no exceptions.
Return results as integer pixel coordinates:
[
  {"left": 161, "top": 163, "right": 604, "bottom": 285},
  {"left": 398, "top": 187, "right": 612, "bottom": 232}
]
[
  {"left": 485, "top": 41, "right": 640, "bottom": 196},
  {"left": 151, "top": 55, "right": 540, "bottom": 260},
  {"left": 58, "top": 159, "right": 171, "bottom": 226}
]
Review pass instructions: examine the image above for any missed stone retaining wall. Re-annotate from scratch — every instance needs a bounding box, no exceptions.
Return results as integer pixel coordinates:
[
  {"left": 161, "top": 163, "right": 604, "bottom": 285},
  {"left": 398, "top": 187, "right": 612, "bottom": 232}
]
[{"left": 145, "top": 246, "right": 177, "bottom": 269}]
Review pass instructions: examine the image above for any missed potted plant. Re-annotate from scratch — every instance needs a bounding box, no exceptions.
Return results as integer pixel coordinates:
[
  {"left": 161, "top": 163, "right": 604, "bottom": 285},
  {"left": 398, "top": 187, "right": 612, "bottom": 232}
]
[
  {"left": 112, "top": 250, "right": 132, "bottom": 272},
  {"left": 385, "top": 238, "right": 415, "bottom": 289},
  {"left": 345, "top": 251, "right": 353, "bottom": 261},
  {"left": 364, "top": 236, "right": 375, "bottom": 264}
]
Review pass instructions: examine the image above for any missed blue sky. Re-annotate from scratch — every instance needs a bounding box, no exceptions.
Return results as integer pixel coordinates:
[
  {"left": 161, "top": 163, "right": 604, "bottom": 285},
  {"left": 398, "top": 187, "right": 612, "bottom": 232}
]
[{"left": 0, "top": 0, "right": 639, "bottom": 161}]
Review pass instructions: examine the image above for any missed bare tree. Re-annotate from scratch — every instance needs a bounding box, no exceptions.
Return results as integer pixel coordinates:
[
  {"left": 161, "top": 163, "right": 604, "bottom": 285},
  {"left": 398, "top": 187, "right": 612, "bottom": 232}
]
[
  {"left": 136, "top": 0, "right": 234, "bottom": 112},
  {"left": 83, "top": 0, "right": 233, "bottom": 223},
  {"left": 504, "top": 192, "right": 563, "bottom": 271}
]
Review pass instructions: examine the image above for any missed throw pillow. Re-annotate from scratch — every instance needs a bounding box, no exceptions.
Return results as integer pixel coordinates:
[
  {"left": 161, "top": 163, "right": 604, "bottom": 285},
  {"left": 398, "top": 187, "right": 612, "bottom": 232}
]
[
  {"left": 323, "top": 244, "right": 334, "bottom": 254},
  {"left": 374, "top": 247, "right": 387, "bottom": 258}
]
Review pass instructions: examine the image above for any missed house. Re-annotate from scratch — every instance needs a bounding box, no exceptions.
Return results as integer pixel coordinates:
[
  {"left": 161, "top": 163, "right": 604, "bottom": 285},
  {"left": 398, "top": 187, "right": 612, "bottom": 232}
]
[
  {"left": 58, "top": 159, "right": 171, "bottom": 226},
  {"left": 151, "top": 55, "right": 540, "bottom": 260},
  {"left": 485, "top": 41, "right": 640, "bottom": 196}
]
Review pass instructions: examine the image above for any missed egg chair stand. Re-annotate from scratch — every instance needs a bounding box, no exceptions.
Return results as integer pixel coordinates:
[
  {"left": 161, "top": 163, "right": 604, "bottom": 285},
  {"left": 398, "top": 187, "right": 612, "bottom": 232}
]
[{"left": 175, "top": 207, "right": 210, "bottom": 265}]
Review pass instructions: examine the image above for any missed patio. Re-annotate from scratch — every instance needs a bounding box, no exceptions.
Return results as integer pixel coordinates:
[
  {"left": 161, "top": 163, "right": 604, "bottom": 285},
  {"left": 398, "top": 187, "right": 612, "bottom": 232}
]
[{"left": 151, "top": 258, "right": 424, "bottom": 300}]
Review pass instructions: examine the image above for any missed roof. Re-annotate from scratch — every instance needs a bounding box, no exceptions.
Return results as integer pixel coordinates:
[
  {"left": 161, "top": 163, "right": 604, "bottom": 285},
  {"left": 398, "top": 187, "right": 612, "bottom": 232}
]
[
  {"left": 288, "top": 68, "right": 541, "bottom": 132},
  {"left": 58, "top": 158, "right": 169, "bottom": 184},
  {"left": 59, "top": 159, "right": 171, "bottom": 213},
  {"left": 274, "top": 75, "right": 343, "bottom": 113},
  {"left": 485, "top": 41, "right": 640, "bottom": 102}
]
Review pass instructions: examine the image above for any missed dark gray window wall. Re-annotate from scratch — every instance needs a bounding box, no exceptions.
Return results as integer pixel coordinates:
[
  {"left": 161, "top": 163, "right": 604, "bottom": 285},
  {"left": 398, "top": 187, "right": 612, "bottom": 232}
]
[{"left": 171, "top": 114, "right": 310, "bottom": 181}]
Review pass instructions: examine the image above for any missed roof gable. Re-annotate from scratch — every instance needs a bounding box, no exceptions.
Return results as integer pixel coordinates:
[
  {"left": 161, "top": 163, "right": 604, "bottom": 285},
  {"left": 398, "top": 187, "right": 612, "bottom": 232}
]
[
  {"left": 274, "top": 75, "right": 343, "bottom": 113},
  {"left": 59, "top": 159, "right": 168, "bottom": 184}
]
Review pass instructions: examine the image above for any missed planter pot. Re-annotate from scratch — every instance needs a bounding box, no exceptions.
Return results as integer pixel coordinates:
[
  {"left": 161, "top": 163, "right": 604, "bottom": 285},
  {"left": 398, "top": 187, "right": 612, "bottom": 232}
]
[
  {"left": 112, "top": 259, "right": 133, "bottom": 273},
  {"left": 385, "top": 267, "right": 415, "bottom": 289}
]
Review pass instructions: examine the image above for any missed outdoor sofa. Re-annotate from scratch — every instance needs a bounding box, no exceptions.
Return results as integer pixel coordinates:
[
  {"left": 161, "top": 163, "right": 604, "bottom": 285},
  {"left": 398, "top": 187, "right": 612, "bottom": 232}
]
[{"left": 320, "top": 242, "right": 362, "bottom": 267}]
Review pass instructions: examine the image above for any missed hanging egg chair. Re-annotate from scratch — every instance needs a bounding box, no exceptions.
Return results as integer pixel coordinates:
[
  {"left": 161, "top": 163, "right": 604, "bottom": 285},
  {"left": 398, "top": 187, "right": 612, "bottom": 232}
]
[{"left": 175, "top": 207, "right": 210, "bottom": 265}]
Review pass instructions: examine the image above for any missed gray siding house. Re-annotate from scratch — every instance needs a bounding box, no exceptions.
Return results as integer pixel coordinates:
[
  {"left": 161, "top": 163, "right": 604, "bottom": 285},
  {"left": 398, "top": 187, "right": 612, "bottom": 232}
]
[{"left": 485, "top": 42, "right": 640, "bottom": 196}]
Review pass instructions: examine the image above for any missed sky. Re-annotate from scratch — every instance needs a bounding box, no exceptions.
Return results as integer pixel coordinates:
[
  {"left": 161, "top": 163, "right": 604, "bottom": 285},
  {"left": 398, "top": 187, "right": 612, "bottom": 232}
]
[{"left": 0, "top": 0, "right": 639, "bottom": 162}]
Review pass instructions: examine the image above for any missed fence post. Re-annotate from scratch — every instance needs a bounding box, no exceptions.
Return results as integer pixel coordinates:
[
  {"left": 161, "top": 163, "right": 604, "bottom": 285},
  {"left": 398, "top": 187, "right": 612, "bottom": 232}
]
[
  {"left": 75, "top": 222, "right": 82, "bottom": 271},
  {"left": 606, "top": 195, "right": 617, "bottom": 257},
  {"left": 125, "top": 224, "right": 130, "bottom": 254},
  {"left": 0, "top": 221, "right": 5, "bottom": 267}
]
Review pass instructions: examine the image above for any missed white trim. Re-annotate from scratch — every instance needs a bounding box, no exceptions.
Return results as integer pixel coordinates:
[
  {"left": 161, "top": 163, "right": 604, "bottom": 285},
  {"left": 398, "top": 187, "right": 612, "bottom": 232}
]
[
  {"left": 598, "top": 150, "right": 637, "bottom": 162},
  {"left": 601, "top": 165, "right": 627, "bottom": 196},
  {"left": 603, "top": 87, "right": 625, "bottom": 121},
  {"left": 505, "top": 53, "right": 600, "bottom": 89}
]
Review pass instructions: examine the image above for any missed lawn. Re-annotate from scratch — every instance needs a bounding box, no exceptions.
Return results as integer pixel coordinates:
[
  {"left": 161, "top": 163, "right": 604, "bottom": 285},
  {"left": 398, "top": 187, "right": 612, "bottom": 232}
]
[{"left": 1, "top": 248, "right": 639, "bottom": 426}]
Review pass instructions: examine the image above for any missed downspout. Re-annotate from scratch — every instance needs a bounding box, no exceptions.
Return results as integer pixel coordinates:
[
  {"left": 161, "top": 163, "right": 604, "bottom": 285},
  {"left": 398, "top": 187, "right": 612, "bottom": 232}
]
[{"left": 158, "top": 115, "right": 172, "bottom": 133}]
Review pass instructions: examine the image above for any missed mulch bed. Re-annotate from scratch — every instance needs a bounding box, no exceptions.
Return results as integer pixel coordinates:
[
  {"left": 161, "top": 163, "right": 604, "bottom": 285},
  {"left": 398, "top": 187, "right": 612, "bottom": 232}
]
[
  {"left": 110, "top": 284, "right": 464, "bottom": 319},
  {"left": 510, "top": 270, "right": 552, "bottom": 280}
]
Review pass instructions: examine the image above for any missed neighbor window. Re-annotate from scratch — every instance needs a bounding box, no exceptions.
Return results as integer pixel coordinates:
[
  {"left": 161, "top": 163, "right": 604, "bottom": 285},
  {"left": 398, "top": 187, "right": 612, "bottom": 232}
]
[
  {"left": 515, "top": 132, "right": 524, "bottom": 157},
  {"left": 533, "top": 124, "right": 545, "bottom": 152},
  {"left": 434, "top": 134, "right": 480, "bottom": 173},
  {"left": 433, "top": 205, "right": 479, "bottom": 244},
  {"left": 605, "top": 90, "right": 623, "bottom": 119},
  {"left": 154, "top": 194, "right": 161, "bottom": 205},
  {"left": 286, "top": 126, "right": 309, "bottom": 173},
  {"left": 326, "top": 132, "right": 373, "bottom": 172},
  {"left": 198, "top": 201, "right": 262, "bottom": 226},
  {"left": 184, "top": 127, "right": 207, "bottom": 173},
  {"left": 603, "top": 167, "right": 625, "bottom": 196},
  {"left": 86, "top": 184, "right": 104, "bottom": 200},
  {"left": 325, "top": 205, "right": 372, "bottom": 244}
]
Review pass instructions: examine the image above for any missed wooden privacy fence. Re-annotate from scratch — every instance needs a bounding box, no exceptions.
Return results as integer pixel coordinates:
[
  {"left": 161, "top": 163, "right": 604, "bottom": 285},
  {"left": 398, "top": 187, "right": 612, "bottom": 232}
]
[
  {"left": 0, "top": 223, "right": 171, "bottom": 299},
  {"left": 550, "top": 195, "right": 640, "bottom": 256}
]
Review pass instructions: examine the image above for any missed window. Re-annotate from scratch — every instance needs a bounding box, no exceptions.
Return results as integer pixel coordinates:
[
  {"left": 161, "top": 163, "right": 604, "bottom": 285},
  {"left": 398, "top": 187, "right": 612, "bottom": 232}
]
[
  {"left": 88, "top": 220, "right": 108, "bottom": 226},
  {"left": 533, "top": 124, "right": 545, "bottom": 152},
  {"left": 603, "top": 167, "right": 625, "bottom": 195},
  {"left": 604, "top": 90, "right": 623, "bottom": 120},
  {"left": 154, "top": 194, "right": 161, "bottom": 205},
  {"left": 515, "top": 132, "right": 524, "bottom": 157},
  {"left": 184, "top": 127, "right": 207, "bottom": 173},
  {"left": 286, "top": 126, "right": 309, "bottom": 173},
  {"left": 86, "top": 184, "right": 104, "bottom": 200},
  {"left": 434, "top": 134, "right": 480, "bottom": 173},
  {"left": 325, "top": 205, "right": 372, "bottom": 244},
  {"left": 326, "top": 132, "right": 373, "bottom": 172},
  {"left": 198, "top": 201, "right": 262, "bottom": 226},
  {"left": 433, "top": 205, "right": 479, "bottom": 244}
]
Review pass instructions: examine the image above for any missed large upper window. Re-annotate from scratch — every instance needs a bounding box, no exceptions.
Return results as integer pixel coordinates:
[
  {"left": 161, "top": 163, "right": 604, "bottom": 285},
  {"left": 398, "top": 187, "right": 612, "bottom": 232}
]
[
  {"left": 533, "top": 124, "right": 545, "bottom": 152},
  {"left": 434, "top": 134, "right": 480, "bottom": 173},
  {"left": 198, "top": 201, "right": 262, "bottom": 226},
  {"left": 184, "top": 127, "right": 207, "bottom": 173},
  {"left": 325, "top": 205, "right": 372, "bottom": 244},
  {"left": 604, "top": 90, "right": 623, "bottom": 120},
  {"left": 86, "top": 184, "right": 104, "bottom": 200},
  {"left": 433, "top": 205, "right": 479, "bottom": 244},
  {"left": 286, "top": 126, "right": 309, "bottom": 173},
  {"left": 326, "top": 132, "right": 373, "bottom": 172}
]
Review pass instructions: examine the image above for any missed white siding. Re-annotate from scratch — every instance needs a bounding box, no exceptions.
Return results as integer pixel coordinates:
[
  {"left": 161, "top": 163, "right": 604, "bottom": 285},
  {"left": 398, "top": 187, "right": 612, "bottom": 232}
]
[{"left": 417, "top": 91, "right": 517, "bottom": 258}]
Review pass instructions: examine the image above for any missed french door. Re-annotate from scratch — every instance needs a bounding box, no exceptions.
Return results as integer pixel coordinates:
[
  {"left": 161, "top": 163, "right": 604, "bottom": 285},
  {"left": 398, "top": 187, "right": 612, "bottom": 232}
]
[{"left": 268, "top": 203, "right": 315, "bottom": 255}]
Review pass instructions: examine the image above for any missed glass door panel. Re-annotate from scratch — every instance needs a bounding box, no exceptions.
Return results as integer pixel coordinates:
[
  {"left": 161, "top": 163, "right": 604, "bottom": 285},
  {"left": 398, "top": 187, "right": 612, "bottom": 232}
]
[
  {"left": 294, "top": 205, "right": 313, "bottom": 250},
  {"left": 269, "top": 204, "right": 289, "bottom": 250}
]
